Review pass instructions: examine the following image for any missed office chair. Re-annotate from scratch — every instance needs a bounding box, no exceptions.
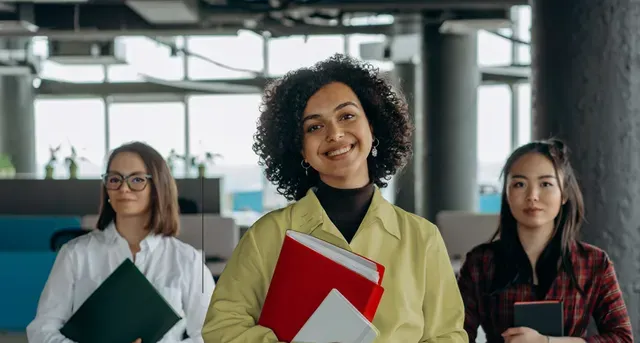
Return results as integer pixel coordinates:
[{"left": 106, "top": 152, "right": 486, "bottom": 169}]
[
  {"left": 178, "top": 197, "right": 200, "bottom": 214},
  {"left": 50, "top": 228, "right": 91, "bottom": 252}
]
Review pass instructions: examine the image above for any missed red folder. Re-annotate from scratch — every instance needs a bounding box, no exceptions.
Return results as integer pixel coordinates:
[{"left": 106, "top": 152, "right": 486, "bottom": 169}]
[{"left": 258, "top": 230, "right": 385, "bottom": 342}]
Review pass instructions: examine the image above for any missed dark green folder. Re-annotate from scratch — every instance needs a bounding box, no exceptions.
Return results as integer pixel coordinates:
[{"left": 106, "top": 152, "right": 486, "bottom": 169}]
[{"left": 60, "top": 259, "right": 182, "bottom": 343}]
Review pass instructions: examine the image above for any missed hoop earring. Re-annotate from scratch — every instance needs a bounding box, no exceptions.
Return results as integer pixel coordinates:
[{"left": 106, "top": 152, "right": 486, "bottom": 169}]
[
  {"left": 301, "top": 159, "right": 311, "bottom": 176},
  {"left": 371, "top": 137, "right": 379, "bottom": 157}
]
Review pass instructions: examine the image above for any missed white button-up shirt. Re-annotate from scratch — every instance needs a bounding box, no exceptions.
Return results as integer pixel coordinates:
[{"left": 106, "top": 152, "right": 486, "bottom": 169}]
[{"left": 27, "top": 222, "right": 215, "bottom": 343}]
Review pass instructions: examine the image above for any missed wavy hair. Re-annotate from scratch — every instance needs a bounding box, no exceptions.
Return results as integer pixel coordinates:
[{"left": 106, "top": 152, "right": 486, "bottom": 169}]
[{"left": 252, "top": 54, "right": 413, "bottom": 201}]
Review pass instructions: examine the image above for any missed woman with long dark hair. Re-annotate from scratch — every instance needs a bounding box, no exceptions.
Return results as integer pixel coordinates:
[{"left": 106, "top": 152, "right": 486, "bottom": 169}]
[{"left": 458, "top": 139, "right": 632, "bottom": 343}]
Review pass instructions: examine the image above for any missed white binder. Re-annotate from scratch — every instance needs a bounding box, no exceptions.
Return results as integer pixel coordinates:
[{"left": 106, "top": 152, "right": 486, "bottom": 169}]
[{"left": 293, "top": 288, "right": 379, "bottom": 343}]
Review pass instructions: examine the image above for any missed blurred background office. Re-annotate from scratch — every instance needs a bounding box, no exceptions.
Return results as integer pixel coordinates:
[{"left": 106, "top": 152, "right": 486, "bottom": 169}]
[{"left": 1, "top": 1, "right": 638, "bottom": 342}]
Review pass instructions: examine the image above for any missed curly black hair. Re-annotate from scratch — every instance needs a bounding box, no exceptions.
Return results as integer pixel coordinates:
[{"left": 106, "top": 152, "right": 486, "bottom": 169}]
[{"left": 253, "top": 54, "right": 413, "bottom": 201}]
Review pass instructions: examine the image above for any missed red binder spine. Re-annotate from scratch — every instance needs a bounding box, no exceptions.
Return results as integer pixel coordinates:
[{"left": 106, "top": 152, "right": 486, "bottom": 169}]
[
  {"left": 362, "top": 285, "right": 384, "bottom": 320},
  {"left": 258, "top": 234, "right": 385, "bottom": 342}
]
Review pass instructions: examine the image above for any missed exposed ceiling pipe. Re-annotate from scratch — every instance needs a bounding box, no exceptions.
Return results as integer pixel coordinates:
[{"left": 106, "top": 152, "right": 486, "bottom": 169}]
[{"left": 0, "top": 23, "right": 393, "bottom": 38}]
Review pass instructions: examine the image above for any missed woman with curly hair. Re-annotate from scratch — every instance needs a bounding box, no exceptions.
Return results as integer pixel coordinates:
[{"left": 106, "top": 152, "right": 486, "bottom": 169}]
[{"left": 202, "top": 54, "right": 467, "bottom": 343}]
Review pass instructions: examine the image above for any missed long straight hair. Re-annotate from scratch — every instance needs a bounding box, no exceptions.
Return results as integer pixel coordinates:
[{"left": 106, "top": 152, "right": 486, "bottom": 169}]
[{"left": 489, "top": 139, "right": 585, "bottom": 295}]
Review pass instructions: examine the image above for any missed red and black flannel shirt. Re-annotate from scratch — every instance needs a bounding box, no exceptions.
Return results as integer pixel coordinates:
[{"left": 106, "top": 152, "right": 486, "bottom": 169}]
[{"left": 457, "top": 240, "right": 632, "bottom": 343}]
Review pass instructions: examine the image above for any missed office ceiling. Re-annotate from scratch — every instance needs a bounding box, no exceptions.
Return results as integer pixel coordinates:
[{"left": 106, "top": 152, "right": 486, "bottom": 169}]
[
  {"left": 0, "top": 0, "right": 526, "bottom": 38},
  {"left": 0, "top": 0, "right": 530, "bottom": 93}
]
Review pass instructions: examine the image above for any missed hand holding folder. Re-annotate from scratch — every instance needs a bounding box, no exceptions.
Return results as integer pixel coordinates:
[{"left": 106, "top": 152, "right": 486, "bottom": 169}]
[
  {"left": 60, "top": 259, "right": 181, "bottom": 343},
  {"left": 258, "top": 230, "right": 385, "bottom": 342},
  {"left": 513, "top": 300, "right": 564, "bottom": 337}
]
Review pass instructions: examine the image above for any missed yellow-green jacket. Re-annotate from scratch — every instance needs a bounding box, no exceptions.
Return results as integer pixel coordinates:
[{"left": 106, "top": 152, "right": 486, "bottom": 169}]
[{"left": 202, "top": 187, "right": 468, "bottom": 343}]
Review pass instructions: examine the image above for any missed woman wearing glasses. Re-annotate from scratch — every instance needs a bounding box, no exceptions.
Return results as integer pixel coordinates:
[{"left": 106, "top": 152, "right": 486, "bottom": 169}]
[{"left": 27, "top": 141, "right": 215, "bottom": 343}]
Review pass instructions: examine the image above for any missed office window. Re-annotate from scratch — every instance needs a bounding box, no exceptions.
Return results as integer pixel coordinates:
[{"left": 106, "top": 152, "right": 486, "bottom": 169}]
[
  {"left": 188, "top": 94, "right": 261, "bottom": 165},
  {"left": 188, "top": 94, "right": 263, "bottom": 199},
  {"left": 108, "top": 102, "right": 185, "bottom": 162},
  {"left": 477, "top": 29, "right": 512, "bottom": 67},
  {"left": 268, "top": 35, "right": 345, "bottom": 76},
  {"left": 477, "top": 85, "right": 512, "bottom": 187},
  {"left": 186, "top": 32, "right": 264, "bottom": 80},
  {"left": 515, "top": 5, "right": 531, "bottom": 65},
  {"left": 517, "top": 83, "right": 532, "bottom": 145},
  {"left": 34, "top": 98, "right": 106, "bottom": 178},
  {"left": 107, "top": 37, "right": 184, "bottom": 82}
]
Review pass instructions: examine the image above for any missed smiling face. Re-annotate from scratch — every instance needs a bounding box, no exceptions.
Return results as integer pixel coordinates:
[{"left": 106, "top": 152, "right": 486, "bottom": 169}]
[
  {"left": 506, "top": 152, "right": 565, "bottom": 234},
  {"left": 301, "top": 82, "right": 373, "bottom": 189},
  {"left": 103, "top": 151, "right": 152, "bottom": 217}
]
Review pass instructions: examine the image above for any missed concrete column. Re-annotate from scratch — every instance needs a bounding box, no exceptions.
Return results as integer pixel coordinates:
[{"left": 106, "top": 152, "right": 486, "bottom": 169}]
[
  {"left": 422, "top": 23, "right": 479, "bottom": 222},
  {"left": 531, "top": 1, "right": 640, "bottom": 336},
  {"left": 393, "top": 62, "right": 424, "bottom": 215},
  {"left": 391, "top": 15, "right": 424, "bottom": 216},
  {"left": 0, "top": 39, "right": 37, "bottom": 175}
]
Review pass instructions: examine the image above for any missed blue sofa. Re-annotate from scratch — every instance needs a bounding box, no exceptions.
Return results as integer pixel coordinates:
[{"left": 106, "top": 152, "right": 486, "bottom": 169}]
[{"left": 0, "top": 216, "right": 83, "bottom": 331}]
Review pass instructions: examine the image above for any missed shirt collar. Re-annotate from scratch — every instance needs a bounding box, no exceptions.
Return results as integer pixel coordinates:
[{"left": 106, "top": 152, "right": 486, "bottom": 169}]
[
  {"left": 290, "top": 186, "right": 401, "bottom": 240},
  {"left": 103, "top": 221, "right": 161, "bottom": 253}
]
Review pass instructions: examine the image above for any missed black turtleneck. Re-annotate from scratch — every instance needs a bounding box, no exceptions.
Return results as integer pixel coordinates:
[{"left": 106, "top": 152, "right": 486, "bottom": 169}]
[{"left": 315, "top": 181, "right": 375, "bottom": 243}]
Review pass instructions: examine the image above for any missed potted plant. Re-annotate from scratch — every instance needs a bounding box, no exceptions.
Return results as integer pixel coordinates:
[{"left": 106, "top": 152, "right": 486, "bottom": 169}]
[
  {"left": 45, "top": 145, "right": 61, "bottom": 179},
  {"left": 0, "top": 154, "right": 15, "bottom": 178},
  {"left": 64, "top": 146, "right": 87, "bottom": 179},
  {"left": 189, "top": 152, "right": 222, "bottom": 178},
  {"left": 166, "top": 149, "right": 185, "bottom": 175}
]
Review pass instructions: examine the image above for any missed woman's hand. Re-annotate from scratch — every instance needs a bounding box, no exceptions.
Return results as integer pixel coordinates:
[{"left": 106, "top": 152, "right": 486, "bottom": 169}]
[
  {"left": 502, "top": 327, "right": 547, "bottom": 343},
  {"left": 132, "top": 339, "right": 141, "bottom": 343}
]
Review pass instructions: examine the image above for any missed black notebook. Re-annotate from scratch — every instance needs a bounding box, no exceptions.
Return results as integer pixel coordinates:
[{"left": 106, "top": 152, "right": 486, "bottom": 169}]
[
  {"left": 514, "top": 300, "right": 564, "bottom": 337},
  {"left": 60, "top": 259, "right": 182, "bottom": 343}
]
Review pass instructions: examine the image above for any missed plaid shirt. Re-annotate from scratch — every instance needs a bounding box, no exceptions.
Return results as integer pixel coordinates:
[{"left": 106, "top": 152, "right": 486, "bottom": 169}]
[{"left": 457, "top": 240, "right": 632, "bottom": 343}]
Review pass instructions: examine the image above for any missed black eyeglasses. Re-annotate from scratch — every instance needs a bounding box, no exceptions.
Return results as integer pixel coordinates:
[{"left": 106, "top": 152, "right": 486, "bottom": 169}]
[{"left": 101, "top": 172, "right": 152, "bottom": 192}]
